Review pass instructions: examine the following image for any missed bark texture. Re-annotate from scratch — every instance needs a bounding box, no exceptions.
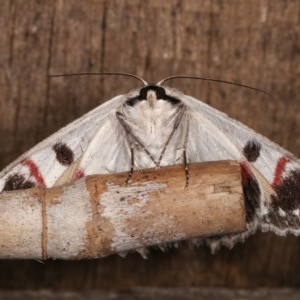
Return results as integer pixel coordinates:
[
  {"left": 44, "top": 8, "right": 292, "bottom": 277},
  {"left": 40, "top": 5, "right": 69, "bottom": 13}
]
[{"left": 0, "top": 161, "right": 244, "bottom": 260}]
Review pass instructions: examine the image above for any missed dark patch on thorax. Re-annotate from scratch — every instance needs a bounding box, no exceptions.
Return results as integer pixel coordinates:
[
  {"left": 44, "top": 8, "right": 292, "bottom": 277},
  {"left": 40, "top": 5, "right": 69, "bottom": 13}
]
[{"left": 126, "top": 85, "right": 181, "bottom": 106}]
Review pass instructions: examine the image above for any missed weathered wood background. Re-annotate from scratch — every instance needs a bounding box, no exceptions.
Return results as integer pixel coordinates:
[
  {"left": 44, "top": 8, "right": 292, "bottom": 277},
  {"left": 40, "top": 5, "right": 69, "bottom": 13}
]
[{"left": 0, "top": 0, "right": 300, "bottom": 290}]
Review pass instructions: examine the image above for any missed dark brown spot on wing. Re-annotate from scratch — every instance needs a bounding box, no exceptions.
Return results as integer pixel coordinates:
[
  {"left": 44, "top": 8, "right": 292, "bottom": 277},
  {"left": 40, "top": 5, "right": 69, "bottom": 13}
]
[
  {"left": 3, "top": 174, "right": 35, "bottom": 191},
  {"left": 243, "top": 140, "right": 261, "bottom": 162},
  {"left": 261, "top": 169, "right": 300, "bottom": 231},
  {"left": 53, "top": 142, "right": 74, "bottom": 166},
  {"left": 241, "top": 162, "right": 261, "bottom": 223},
  {"left": 271, "top": 169, "right": 300, "bottom": 212}
]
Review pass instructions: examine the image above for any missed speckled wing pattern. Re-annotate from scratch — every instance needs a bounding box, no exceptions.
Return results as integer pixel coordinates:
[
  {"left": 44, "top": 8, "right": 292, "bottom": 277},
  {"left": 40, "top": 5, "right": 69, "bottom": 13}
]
[{"left": 1, "top": 83, "right": 300, "bottom": 252}]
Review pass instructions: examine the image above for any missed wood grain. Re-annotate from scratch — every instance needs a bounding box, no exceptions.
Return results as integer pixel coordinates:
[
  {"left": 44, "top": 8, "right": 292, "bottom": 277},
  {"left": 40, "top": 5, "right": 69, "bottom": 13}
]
[{"left": 0, "top": 288, "right": 299, "bottom": 300}]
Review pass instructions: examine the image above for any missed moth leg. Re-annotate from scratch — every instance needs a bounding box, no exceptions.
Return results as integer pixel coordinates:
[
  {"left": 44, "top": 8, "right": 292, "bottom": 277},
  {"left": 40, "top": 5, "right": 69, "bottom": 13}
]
[
  {"left": 125, "top": 147, "right": 135, "bottom": 185},
  {"left": 116, "top": 110, "right": 158, "bottom": 166},
  {"left": 116, "top": 111, "right": 140, "bottom": 184},
  {"left": 157, "top": 104, "right": 187, "bottom": 166},
  {"left": 183, "top": 117, "right": 190, "bottom": 189},
  {"left": 183, "top": 149, "right": 189, "bottom": 189}
]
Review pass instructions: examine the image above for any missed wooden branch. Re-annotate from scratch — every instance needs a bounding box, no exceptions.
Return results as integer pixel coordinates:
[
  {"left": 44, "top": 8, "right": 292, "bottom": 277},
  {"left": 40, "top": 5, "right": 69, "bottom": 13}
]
[{"left": 0, "top": 161, "right": 245, "bottom": 260}]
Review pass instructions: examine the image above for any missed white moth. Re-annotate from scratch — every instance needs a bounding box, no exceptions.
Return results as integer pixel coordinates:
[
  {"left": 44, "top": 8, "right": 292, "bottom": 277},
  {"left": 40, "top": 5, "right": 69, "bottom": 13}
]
[{"left": 1, "top": 74, "right": 300, "bottom": 252}]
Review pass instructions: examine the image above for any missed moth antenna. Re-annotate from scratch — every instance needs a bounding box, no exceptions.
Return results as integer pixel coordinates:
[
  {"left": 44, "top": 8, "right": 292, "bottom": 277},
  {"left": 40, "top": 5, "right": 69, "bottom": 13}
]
[
  {"left": 157, "top": 75, "right": 268, "bottom": 95},
  {"left": 48, "top": 72, "right": 148, "bottom": 86}
]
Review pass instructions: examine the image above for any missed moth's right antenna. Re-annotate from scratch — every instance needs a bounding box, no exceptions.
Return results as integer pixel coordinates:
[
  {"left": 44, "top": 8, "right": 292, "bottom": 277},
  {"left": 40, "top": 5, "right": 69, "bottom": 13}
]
[
  {"left": 157, "top": 75, "right": 268, "bottom": 95},
  {"left": 48, "top": 72, "right": 148, "bottom": 86}
]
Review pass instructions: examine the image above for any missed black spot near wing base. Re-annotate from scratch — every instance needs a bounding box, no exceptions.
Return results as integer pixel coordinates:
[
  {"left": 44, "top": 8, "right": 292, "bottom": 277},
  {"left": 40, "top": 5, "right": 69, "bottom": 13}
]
[
  {"left": 271, "top": 169, "right": 300, "bottom": 212},
  {"left": 243, "top": 140, "right": 261, "bottom": 162},
  {"left": 3, "top": 174, "right": 35, "bottom": 191},
  {"left": 241, "top": 163, "right": 261, "bottom": 223},
  {"left": 53, "top": 142, "right": 74, "bottom": 166}
]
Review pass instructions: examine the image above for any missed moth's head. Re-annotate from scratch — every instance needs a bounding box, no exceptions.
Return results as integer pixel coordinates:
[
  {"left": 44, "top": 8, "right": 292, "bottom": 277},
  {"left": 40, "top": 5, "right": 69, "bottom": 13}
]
[{"left": 125, "top": 85, "right": 181, "bottom": 108}]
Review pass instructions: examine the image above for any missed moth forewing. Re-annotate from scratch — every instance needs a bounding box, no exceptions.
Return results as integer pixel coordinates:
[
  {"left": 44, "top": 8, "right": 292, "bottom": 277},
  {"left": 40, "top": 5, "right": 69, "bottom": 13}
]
[{"left": 0, "top": 95, "right": 127, "bottom": 191}]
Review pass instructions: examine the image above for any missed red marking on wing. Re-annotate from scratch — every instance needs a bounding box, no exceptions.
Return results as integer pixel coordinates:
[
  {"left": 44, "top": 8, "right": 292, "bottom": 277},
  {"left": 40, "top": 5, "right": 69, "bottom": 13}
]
[
  {"left": 74, "top": 169, "right": 84, "bottom": 180},
  {"left": 272, "top": 156, "right": 290, "bottom": 187},
  {"left": 22, "top": 159, "right": 46, "bottom": 188}
]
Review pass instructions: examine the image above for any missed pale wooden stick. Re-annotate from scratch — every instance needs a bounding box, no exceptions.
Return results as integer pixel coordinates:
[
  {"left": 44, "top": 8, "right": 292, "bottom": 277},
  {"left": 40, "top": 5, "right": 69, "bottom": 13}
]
[{"left": 0, "top": 161, "right": 245, "bottom": 259}]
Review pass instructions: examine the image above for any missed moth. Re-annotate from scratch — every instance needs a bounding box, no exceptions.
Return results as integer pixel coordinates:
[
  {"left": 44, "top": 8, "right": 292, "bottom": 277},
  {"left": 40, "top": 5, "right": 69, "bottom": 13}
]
[{"left": 1, "top": 73, "right": 300, "bottom": 252}]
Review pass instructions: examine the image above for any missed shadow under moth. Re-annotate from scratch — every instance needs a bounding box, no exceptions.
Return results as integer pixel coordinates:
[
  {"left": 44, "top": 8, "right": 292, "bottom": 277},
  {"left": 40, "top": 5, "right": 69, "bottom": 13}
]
[{"left": 1, "top": 74, "right": 299, "bottom": 254}]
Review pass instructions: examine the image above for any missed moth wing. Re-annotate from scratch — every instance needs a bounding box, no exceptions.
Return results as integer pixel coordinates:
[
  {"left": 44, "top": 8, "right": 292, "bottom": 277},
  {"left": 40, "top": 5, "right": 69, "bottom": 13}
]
[
  {"left": 181, "top": 95, "right": 300, "bottom": 251},
  {"left": 72, "top": 112, "right": 131, "bottom": 177},
  {"left": 0, "top": 95, "right": 127, "bottom": 191},
  {"left": 183, "top": 95, "right": 300, "bottom": 179}
]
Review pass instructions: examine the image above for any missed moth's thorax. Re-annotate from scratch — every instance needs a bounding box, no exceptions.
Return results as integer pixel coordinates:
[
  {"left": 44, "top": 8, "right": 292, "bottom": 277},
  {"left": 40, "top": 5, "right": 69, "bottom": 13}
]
[
  {"left": 122, "top": 85, "right": 182, "bottom": 135},
  {"left": 116, "top": 85, "right": 186, "bottom": 167}
]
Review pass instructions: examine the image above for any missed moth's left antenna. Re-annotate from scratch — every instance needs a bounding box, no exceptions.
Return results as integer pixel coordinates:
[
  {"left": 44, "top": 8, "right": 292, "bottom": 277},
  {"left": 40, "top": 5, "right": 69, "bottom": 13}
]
[{"left": 48, "top": 72, "right": 148, "bottom": 86}]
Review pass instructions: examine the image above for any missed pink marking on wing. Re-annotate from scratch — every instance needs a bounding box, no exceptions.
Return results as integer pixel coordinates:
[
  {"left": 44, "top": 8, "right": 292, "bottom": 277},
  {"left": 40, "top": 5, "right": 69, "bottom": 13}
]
[
  {"left": 272, "top": 156, "right": 290, "bottom": 187},
  {"left": 74, "top": 169, "right": 85, "bottom": 180},
  {"left": 240, "top": 161, "right": 255, "bottom": 184},
  {"left": 22, "top": 159, "right": 46, "bottom": 188}
]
